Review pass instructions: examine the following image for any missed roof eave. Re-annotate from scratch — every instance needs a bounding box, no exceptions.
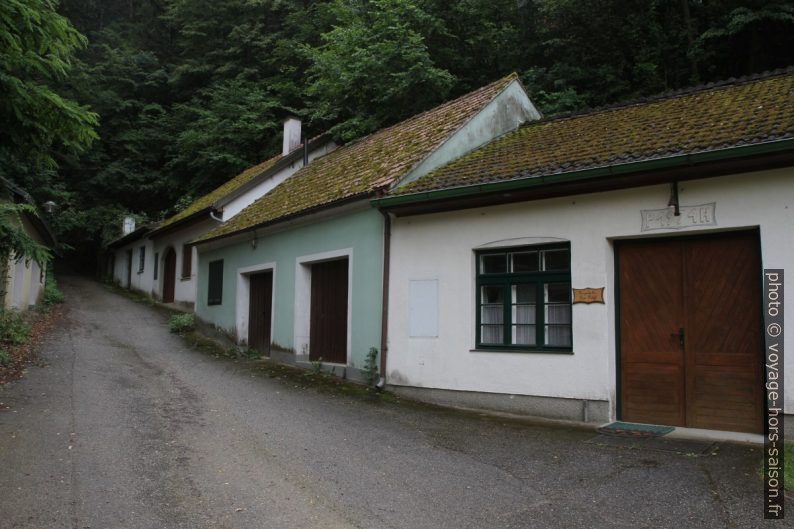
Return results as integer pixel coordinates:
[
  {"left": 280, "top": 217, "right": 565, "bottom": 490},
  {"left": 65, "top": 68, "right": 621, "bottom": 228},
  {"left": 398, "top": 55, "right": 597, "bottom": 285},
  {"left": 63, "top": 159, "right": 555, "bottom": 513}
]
[
  {"left": 214, "top": 134, "right": 334, "bottom": 209},
  {"left": 192, "top": 192, "right": 374, "bottom": 247},
  {"left": 107, "top": 225, "right": 153, "bottom": 249},
  {"left": 373, "top": 139, "right": 794, "bottom": 213},
  {"left": 148, "top": 206, "right": 218, "bottom": 239}
]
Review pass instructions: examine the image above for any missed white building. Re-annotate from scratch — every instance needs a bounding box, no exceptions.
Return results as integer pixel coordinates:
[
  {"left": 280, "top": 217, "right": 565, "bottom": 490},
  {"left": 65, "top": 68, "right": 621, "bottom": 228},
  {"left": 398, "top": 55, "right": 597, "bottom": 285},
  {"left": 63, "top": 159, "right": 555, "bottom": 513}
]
[
  {"left": 376, "top": 71, "right": 794, "bottom": 434},
  {"left": 1, "top": 177, "right": 55, "bottom": 310},
  {"left": 107, "top": 119, "right": 336, "bottom": 306}
]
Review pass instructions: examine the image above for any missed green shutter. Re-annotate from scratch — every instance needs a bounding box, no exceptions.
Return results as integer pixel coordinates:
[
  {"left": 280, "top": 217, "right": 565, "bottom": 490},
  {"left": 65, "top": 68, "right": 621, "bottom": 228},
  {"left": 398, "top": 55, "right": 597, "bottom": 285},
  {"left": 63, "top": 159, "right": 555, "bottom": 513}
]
[{"left": 208, "top": 259, "right": 224, "bottom": 306}]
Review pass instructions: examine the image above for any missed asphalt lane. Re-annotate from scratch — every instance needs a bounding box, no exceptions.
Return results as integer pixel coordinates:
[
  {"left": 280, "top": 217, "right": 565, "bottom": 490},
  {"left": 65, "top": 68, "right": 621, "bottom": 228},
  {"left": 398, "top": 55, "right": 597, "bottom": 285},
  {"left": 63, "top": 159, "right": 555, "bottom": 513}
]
[{"left": 0, "top": 275, "right": 781, "bottom": 528}]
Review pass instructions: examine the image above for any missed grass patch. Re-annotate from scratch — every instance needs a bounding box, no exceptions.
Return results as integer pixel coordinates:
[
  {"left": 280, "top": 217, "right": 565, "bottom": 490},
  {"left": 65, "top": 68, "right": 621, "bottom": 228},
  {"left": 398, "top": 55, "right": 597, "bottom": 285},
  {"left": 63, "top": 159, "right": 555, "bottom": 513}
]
[
  {"left": 0, "top": 310, "right": 31, "bottom": 364},
  {"left": 168, "top": 313, "right": 195, "bottom": 333},
  {"left": 758, "top": 441, "right": 794, "bottom": 491},
  {"left": 254, "top": 357, "right": 397, "bottom": 402},
  {"left": 42, "top": 266, "right": 64, "bottom": 305}
]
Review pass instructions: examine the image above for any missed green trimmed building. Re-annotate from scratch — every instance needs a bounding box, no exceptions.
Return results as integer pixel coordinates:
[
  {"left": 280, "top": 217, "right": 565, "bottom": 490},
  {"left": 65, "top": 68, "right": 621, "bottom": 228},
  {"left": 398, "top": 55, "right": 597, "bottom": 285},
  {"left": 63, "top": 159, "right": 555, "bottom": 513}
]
[
  {"left": 375, "top": 70, "right": 794, "bottom": 433},
  {"left": 192, "top": 74, "right": 539, "bottom": 378}
]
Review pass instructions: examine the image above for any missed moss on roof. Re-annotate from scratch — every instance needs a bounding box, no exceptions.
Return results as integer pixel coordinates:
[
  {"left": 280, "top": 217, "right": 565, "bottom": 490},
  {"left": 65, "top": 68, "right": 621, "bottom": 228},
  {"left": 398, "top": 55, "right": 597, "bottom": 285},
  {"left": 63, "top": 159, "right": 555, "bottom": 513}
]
[
  {"left": 198, "top": 73, "right": 518, "bottom": 241},
  {"left": 157, "top": 153, "right": 282, "bottom": 230},
  {"left": 394, "top": 70, "right": 794, "bottom": 196}
]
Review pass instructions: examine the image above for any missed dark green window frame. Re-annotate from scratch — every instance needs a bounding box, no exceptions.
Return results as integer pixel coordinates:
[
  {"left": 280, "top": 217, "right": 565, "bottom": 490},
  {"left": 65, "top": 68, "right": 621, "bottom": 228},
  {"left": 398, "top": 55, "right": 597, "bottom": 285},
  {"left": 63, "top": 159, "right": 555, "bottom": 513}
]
[
  {"left": 475, "top": 243, "right": 572, "bottom": 352},
  {"left": 138, "top": 246, "right": 145, "bottom": 273},
  {"left": 207, "top": 259, "right": 224, "bottom": 306}
]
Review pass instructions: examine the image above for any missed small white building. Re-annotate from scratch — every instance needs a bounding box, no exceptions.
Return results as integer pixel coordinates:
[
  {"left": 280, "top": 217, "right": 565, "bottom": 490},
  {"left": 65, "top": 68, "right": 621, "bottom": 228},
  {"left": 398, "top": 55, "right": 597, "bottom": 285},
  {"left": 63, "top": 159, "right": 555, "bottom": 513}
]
[
  {"left": 0, "top": 178, "right": 56, "bottom": 310},
  {"left": 106, "top": 220, "right": 155, "bottom": 294},
  {"left": 376, "top": 71, "right": 794, "bottom": 434}
]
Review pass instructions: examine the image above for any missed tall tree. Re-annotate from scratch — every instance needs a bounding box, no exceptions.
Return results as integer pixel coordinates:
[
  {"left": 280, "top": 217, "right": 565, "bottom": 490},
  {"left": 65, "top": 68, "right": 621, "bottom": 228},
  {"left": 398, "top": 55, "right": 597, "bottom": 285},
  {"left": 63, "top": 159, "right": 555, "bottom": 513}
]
[
  {"left": 0, "top": 0, "right": 98, "bottom": 190},
  {"left": 305, "top": 0, "right": 455, "bottom": 141}
]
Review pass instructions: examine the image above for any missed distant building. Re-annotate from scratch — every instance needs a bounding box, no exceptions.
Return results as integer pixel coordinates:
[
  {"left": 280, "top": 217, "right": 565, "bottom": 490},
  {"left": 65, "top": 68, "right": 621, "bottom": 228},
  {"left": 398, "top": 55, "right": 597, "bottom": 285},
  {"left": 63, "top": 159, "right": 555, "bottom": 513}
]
[{"left": 0, "top": 177, "right": 56, "bottom": 309}]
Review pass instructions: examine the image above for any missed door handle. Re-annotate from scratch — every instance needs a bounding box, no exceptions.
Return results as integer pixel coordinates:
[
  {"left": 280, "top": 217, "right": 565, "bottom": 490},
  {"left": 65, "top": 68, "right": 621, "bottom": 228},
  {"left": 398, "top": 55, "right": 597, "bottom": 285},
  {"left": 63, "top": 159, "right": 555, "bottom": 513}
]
[{"left": 671, "top": 327, "right": 685, "bottom": 350}]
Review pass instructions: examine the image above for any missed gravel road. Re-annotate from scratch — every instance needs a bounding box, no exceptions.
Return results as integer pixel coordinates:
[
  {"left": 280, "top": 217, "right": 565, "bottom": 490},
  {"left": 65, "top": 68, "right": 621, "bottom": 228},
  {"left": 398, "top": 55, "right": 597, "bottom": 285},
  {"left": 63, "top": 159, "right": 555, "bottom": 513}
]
[{"left": 0, "top": 275, "right": 780, "bottom": 528}]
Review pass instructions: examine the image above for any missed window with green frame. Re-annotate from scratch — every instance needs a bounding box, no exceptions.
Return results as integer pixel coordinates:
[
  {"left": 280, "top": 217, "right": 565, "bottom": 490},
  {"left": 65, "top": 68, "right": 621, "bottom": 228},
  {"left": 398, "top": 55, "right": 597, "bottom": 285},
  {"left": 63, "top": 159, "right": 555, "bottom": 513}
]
[{"left": 476, "top": 244, "right": 572, "bottom": 351}]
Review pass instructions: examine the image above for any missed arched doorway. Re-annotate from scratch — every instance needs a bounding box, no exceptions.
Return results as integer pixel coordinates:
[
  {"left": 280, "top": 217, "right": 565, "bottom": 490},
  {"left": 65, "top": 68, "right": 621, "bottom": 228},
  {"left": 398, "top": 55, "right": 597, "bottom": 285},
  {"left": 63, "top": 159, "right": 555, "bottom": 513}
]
[{"left": 163, "top": 247, "right": 176, "bottom": 303}]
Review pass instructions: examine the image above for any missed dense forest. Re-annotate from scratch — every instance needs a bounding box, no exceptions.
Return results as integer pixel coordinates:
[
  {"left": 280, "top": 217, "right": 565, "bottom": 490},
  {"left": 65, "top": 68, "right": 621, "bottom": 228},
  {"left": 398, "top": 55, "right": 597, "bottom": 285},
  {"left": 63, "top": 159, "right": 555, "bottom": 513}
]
[{"left": 3, "top": 0, "right": 794, "bottom": 268}]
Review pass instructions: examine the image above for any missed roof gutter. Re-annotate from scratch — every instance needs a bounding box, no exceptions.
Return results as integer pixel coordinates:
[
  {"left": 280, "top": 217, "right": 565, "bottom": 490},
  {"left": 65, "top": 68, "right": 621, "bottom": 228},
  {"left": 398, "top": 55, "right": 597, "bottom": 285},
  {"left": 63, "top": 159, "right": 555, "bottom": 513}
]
[
  {"left": 372, "top": 139, "right": 794, "bottom": 209},
  {"left": 192, "top": 192, "right": 373, "bottom": 247}
]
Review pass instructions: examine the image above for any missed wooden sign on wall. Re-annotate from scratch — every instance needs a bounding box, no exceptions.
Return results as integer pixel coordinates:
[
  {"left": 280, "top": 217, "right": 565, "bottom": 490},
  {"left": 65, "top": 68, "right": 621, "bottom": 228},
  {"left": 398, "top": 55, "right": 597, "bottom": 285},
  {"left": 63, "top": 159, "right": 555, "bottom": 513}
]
[{"left": 572, "top": 287, "right": 605, "bottom": 304}]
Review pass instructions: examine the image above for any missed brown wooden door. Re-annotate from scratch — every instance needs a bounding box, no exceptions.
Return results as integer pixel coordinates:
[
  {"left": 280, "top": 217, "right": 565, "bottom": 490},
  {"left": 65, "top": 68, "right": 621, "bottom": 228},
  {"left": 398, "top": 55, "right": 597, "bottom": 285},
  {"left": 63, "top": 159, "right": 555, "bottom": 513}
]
[
  {"left": 619, "top": 231, "right": 763, "bottom": 433},
  {"left": 163, "top": 248, "right": 176, "bottom": 303},
  {"left": 309, "top": 258, "right": 348, "bottom": 363},
  {"left": 248, "top": 271, "right": 273, "bottom": 354}
]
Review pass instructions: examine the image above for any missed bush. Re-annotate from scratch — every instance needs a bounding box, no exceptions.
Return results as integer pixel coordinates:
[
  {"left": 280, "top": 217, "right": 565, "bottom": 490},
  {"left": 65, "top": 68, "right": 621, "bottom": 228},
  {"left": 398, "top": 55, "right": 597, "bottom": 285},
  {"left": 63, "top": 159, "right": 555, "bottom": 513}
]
[
  {"left": 43, "top": 266, "right": 64, "bottom": 305},
  {"left": 363, "top": 347, "right": 379, "bottom": 386},
  {"left": 168, "top": 313, "right": 195, "bottom": 333},
  {"left": 0, "top": 310, "right": 30, "bottom": 365},
  {"left": 0, "top": 310, "right": 30, "bottom": 345}
]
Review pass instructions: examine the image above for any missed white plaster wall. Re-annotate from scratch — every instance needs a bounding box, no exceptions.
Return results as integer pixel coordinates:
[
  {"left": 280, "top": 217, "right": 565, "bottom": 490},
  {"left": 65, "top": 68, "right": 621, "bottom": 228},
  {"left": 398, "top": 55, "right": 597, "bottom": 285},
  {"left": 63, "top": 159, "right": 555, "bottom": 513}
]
[
  {"left": 222, "top": 141, "right": 338, "bottom": 220},
  {"left": 387, "top": 168, "right": 794, "bottom": 415},
  {"left": 151, "top": 219, "right": 216, "bottom": 304},
  {"left": 28, "top": 261, "right": 43, "bottom": 307},
  {"left": 12, "top": 256, "right": 26, "bottom": 308},
  {"left": 112, "top": 238, "right": 155, "bottom": 295},
  {"left": 2, "top": 255, "right": 14, "bottom": 309},
  {"left": 398, "top": 80, "right": 541, "bottom": 187}
]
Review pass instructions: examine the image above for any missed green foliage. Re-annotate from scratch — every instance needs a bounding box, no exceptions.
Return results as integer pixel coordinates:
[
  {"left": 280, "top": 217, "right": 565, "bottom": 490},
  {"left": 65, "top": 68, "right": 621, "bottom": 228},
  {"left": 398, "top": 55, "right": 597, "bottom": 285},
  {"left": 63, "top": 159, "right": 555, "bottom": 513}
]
[
  {"left": 306, "top": 0, "right": 455, "bottom": 141},
  {"left": 168, "top": 313, "right": 195, "bottom": 333},
  {"left": 311, "top": 358, "right": 324, "bottom": 374},
  {"left": 43, "top": 266, "right": 64, "bottom": 305},
  {"left": 9, "top": 0, "right": 793, "bottom": 268},
  {"left": 0, "top": 310, "right": 31, "bottom": 364},
  {"left": 362, "top": 347, "right": 379, "bottom": 386},
  {"left": 0, "top": 202, "right": 52, "bottom": 266},
  {"left": 0, "top": 0, "right": 98, "bottom": 179}
]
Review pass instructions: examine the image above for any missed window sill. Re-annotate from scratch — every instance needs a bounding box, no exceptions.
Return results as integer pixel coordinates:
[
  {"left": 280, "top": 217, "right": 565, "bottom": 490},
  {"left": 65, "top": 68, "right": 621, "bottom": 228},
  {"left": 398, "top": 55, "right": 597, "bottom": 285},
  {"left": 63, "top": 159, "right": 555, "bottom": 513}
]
[
  {"left": 137, "top": 270, "right": 144, "bottom": 275},
  {"left": 469, "top": 348, "right": 573, "bottom": 355},
  {"left": 180, "top": 276, "right": 192, "bottom": 282}
]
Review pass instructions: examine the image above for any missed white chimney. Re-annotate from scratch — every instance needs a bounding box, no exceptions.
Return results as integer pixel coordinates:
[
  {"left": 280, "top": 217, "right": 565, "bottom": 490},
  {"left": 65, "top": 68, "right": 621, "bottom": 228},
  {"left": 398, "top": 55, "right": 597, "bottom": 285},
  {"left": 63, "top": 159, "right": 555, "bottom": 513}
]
[
  {"left": 282, "top": 116, "right": 302, "bottom": 156},
  {"left": 122, "top": 216, "right": 136, "bottom": 235}
]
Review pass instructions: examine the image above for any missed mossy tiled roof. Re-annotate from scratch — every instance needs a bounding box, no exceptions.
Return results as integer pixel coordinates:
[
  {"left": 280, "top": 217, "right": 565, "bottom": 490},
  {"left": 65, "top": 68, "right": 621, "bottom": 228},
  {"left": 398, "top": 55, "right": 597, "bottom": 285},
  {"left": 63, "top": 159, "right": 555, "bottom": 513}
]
[
  {"left": 394, "top": 70, "right": 794, "bottom": 196},
  {"left": 198, "top": 73, "right": 518, "bottom": 241},
  {"left": 156, "top": 154, "right": 282, "bottom": 230}
]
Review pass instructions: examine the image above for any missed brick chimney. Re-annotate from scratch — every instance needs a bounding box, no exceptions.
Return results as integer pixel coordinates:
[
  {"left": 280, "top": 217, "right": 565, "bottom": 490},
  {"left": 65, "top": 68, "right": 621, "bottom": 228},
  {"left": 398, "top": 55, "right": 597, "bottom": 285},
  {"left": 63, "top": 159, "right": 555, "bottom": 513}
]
[{"left": 282, "top": 117, "right": 302, "bottom": 156}]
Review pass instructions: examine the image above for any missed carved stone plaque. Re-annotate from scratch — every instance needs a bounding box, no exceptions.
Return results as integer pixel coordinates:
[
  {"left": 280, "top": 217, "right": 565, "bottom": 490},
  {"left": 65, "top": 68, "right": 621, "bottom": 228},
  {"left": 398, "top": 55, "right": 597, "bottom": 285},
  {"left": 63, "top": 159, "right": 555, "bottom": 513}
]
[
  {"left": 641, "top": 202, "right": 717, "bottom": 231},
  {"left": 572, "top": 287, "right": 605, "bottom": 304}
]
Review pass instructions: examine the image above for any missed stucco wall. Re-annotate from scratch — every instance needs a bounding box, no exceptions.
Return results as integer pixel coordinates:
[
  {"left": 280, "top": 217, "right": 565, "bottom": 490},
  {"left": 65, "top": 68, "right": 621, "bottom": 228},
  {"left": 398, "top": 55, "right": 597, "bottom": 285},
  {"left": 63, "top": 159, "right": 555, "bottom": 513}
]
[
  {"left": 112, "top": 238, "right": 155, "bottom": 295},
  {"left": 151, "top": 219, "right": 217, "bottom": 304},
  {"left": 3, "top": 214, "right": 49, "bottom": 310},
  {"left": 195, "top": 207, "right": 384, "bottom": 369},
  {"left": 386, "top": 168, "right": 794, "bottom": 416}
]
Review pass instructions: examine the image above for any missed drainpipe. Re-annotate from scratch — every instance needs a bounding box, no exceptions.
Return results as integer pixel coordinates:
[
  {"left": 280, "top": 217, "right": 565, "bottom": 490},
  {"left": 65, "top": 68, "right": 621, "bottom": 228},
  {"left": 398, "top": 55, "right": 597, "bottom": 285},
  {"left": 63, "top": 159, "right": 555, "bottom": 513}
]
[{"left": 377, "top": 210, "right": 391, "bottom": 389}]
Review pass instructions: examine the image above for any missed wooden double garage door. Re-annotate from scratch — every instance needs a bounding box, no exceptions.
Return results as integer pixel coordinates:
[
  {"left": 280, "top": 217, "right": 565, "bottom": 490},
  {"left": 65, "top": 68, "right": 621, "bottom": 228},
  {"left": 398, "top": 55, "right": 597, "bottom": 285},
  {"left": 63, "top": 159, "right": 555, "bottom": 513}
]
[
  {"left": 618, "top": 230, "right": 763, "bottom": 433},
  {"left": 246, "top": 259, "right": 348, "bottom": 364}
]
